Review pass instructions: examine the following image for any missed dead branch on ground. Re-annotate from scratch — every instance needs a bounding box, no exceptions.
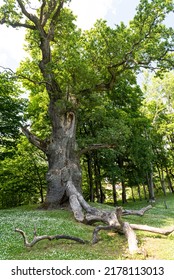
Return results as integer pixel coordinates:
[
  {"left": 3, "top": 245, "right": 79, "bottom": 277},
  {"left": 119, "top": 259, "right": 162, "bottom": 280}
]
[
  {"left": 15, "top": 227, "right": 86, "bottom": 247},
  {"left": 90, "top": 206, "right": 174, "bottom": 254}
]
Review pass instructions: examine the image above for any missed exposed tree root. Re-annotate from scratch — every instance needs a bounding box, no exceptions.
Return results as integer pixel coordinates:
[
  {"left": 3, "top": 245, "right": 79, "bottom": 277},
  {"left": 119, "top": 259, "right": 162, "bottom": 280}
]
[
  {"left": 90, "top": 207, "right": 139, "bottom": 254},
  {"left": 15, "top": 227, "right": 86, "bottom": 248},
  {"left": 65, "top": 180, "right": 174, "bottom": 254},
  {"left": 90, "top": 206, "right": 174, "bottom": 254}
]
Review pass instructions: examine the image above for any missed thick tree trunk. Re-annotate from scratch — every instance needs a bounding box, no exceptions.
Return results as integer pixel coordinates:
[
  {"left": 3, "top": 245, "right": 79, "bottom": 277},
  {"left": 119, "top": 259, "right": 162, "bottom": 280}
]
[{"left": 43, "top": 112, "right": 82, "bottom": 209}]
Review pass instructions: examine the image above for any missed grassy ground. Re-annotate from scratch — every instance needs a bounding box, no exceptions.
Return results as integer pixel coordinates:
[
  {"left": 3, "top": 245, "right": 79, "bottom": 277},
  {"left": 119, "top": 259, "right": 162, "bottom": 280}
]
[{"left": 0, "top": 194, "right": 174, "bottom": 260}]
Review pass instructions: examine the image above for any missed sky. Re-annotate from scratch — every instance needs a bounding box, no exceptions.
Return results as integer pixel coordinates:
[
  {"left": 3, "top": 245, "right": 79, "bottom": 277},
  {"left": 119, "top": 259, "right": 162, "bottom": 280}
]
[
  {"left": 0, "top": 0, "right": 141, "bottom": 70},
  {"left": 69, "top": 0, "right": 140, "bottom": 29}
]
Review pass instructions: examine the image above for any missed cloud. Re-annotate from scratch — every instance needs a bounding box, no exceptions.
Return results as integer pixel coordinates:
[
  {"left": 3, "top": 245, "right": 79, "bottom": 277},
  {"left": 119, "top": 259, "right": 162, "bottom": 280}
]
[
  {"left": 70, "top": 0, "right": 114, "bottom": 29},
  {"left": 0, "top": 26, "right": 25, "bottom": 70}
]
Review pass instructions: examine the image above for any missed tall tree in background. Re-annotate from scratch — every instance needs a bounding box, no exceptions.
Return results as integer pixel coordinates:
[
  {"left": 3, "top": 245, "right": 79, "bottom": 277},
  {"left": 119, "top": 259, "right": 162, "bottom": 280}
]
[
  {"left": 142, "top": 71, "right": 174, "bottom": 195},
  {"left": 1, "top": 0, "right": 174, "bottom": 223},
  {"left": 0, "top": 72, "right": 46, "bottom": 208},
  {"left": 0, "top": 137, "right": 47, "bottom": 208},
  {"left": 0, "top": 72, "right": 25, "bottom": 159}
]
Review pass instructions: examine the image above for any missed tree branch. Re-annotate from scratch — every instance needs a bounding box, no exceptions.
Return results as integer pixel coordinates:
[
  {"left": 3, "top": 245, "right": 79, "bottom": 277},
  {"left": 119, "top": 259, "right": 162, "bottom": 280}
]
[
  {"left": 51, "top": 0, "right": 64, "bottom": 24},
  {"left": 40, "top": 0, "right": 47, "bottom": 26},
  {"left": 47, "top": 0, "right": 65, "bottom": 40},
  {"left": 21, "top": 126, "right": 48, "bottom": 153},
  {"left": 0, "top": 66, "right": 50, "bottom": 87},
  {"left": 89, "top": 205, "right": 174, "bottom": 254},
  {"left": 16, "top": 0, "right": 38, "bottom": 24},
  {"left": 122, "top": 205, "right": 153, "bottom": 216},
  {"left": 130, "top": 224, "right": 174, "bottom": 236},
  {"left": 18, "top": 73, "right": 51, "bottom": 86},
  {"left": 0, "top": 66, "right": 16, "bottom": 74},
  {"left": 0, "top": 17, "right": 36, "bottom": 30},
  {"left": 15, "top": 227, "right": 86, "bottom": 247},
  {"left": 92, "top": 225, "right": 116, "bottom": 244},
  {"left": 79, "top": 144, "right": 116, "bottom": 156}
]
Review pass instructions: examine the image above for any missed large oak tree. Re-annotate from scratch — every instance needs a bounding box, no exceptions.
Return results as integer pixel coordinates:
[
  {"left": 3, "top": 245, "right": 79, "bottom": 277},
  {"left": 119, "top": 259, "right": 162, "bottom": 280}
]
[{"left": 1, "top": 0, "right": 174, "bottom": 253}]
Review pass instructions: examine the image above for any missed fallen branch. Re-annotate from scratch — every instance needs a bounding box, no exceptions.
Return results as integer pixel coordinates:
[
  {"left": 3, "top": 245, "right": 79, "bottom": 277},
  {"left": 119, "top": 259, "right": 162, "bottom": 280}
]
[
  {"left": 130, "top": 224, "right": 174, "bottom": 236},
  {"left": 15, "top": 227, "right": 86, "bottom": 247},
  {"left": 92, "top": 225, "right": 117, "bottom": 244},
  {"left": 44, "top": 180, "right": 174, "bottom": 255},
  {"left": 91, "top": 207, "right": 139, "bottom": 254},
  {"left": 122, "top": 222, "right": 139, "bottom": 254},
  {"left": 91, "top": 206, "right": 174, "bottom": 254},
  {"left": 122, "top": 205, "right": 153, "bottom": 216}
]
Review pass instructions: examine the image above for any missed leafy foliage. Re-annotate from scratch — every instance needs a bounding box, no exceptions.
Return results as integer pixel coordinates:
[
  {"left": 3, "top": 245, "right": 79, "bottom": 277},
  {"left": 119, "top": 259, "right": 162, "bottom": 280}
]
[
  {"left": 0, "top": 137, "right": 47, "bottom": 208},
  {"left": 0, "top": 72, "right": 26, "bottom": 158}
]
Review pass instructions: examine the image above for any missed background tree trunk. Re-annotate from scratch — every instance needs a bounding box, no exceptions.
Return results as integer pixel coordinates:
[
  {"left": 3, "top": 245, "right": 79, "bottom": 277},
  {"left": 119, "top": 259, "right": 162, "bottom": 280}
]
[
  {"left": 122, "top": 180, "right": 127, "bottom": 204},
  {"left": 166, "top": 167, "right": 174, "bottom": 193},
  {"left": 146, "top": 168, "right": 155, "bottom": 202},
  {"left": 112, "top": 178, "right": 117, "bottom": 206}
]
